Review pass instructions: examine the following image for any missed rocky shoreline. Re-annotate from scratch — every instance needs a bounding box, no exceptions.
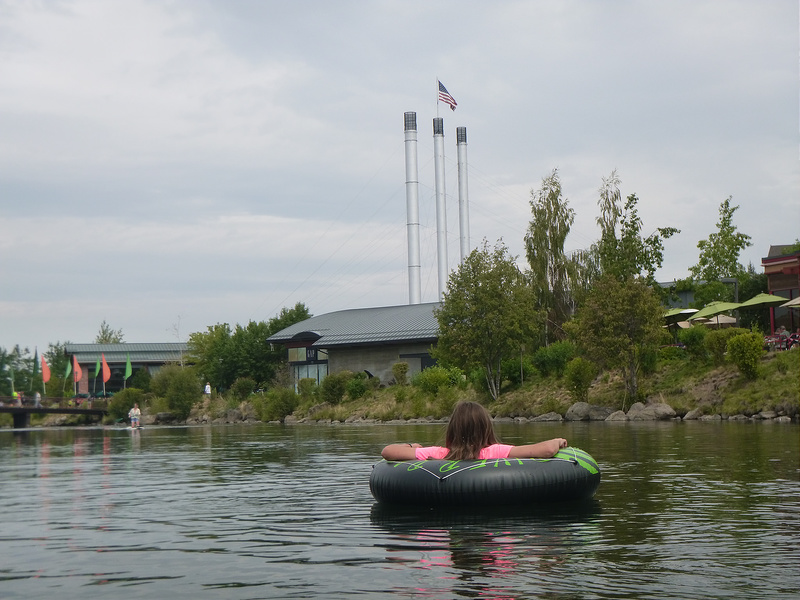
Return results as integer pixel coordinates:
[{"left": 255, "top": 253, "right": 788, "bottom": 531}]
[{"left": 173, "top": 400, "right": 797, "bottom": 427}]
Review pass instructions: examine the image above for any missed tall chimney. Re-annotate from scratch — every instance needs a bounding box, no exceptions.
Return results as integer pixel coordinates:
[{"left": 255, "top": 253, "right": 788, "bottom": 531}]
[
  {"left": 456, "top": 126, "right": 470, "bottom": 263},
  {"left": 433, "top": 117, "right": 448, "bottom": 300},
  {"left": 404, "top": 112, "right": 421, "bottom": 304}
]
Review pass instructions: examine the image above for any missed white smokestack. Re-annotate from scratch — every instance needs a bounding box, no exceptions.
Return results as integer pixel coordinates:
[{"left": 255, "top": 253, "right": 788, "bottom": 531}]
[
  {"left": 456, "top": 126, "right": 470, "bottom": 263},
  {"left": 433, "top": 117, "right": 448, "bottom": 300},
  {"left": 404, "top": 112, "right": 421, "bottom": 304}
]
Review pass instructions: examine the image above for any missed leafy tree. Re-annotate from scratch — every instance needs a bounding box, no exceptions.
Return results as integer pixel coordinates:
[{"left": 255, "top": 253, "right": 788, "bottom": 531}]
[
  {"left": 524, "top": 169, "right": 577, "bottom": 342},
  {"left": 187, "top": 323, "right": 236, "bottom": 389},
  {"left": 150, "top": 364, "right": 201, "bottom": 419},
  {"left": 0, "top": 345, "right": 32, "bottom": 396},
  {"left": 596, "top": 193, "right": 679, "bottom": 286},
  {"left": 433, "top": 239, "right": 543, "bottom": 400},
  {"left": 564, "top": 357, "right": 598, "bottom": 403},
  {"left": 589, "top": 171, "right": 679, "bottom": 289},
  {"left": 690, "top": 197, "right": 752, "bottom": 282},
  {"left": 96, "top": 320, "right": 124, "bottom": 343},
  {"left": 568, "top": 274, "right": 663, "bottom": 403},
  {"left": 187, "top": 303, "right": 312, "bottom": 392}
]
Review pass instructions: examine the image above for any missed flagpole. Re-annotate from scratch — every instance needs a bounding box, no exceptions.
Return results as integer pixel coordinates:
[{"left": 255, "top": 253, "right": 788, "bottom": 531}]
[{"left": 436, "top": 76, "right": 439, "bottom": 118}]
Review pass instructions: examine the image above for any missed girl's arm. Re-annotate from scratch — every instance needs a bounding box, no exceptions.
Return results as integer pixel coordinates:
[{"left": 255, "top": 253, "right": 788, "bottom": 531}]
[
  {"left": 381, "top": 443, "right": 422, "bottom": 461},
  {"left": 507, "top": 438, "right": 568, "bottom": 459}
]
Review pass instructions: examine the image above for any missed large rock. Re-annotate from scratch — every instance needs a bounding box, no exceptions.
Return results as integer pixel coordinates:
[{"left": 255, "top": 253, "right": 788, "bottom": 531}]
[
  {"left": 605, "top": 410, "right": 628, "bottom": 421},
  {"left": 565, "top": 402, "right": 590, "bottom": 420},
  {"left": 565, "top": 402, "right": 614, "bottom": 421},
  {"left": 683, "top": 408, "right": 703, "bottom": 420},
  {"left": 626, "top": 402, "right": 677, "bottom": 421},
  {"left": 532, "top": 411, "right": 563, "bottom": 422}
]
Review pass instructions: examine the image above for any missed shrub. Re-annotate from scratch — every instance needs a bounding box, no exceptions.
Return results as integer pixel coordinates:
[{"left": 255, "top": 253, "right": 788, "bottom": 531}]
[
  {"left": 230, "top": 377, "right": 257, "bottom": 401},
  {"left": 501, "top": 356, "right": 537, "bottom": 386},
  {"left": 413, "top": 366, "right": 457, "bottom": 395},
  {"left": 108, "top": 388, "right": 145, "bottom": 422},
  {"left": 532, "top": 341, "right": 575, "bottom": 378},
  {"left": 346, "top": 375, "right": 368, "bottom": 400},
  {"left": 256, "top": 388, "right": 298, "bottom": 421},
  {"left": 727, "top": 332, "right": 764, "bottom": 380},
  {"left": 320, "top": 371, "right": 353, "bottom": 405},
  {"left": 150, "top": 365, "right": 201, "bottom": 419},
  {"left": 392, "top": 362, "right": 409, "bottom": 386},
  {"left": 705, "top": 327, "right": 747, "bottom": 365},
  {"left": 128, "top": 368, "right": 151, "bottom": 392},
  {"left": 659, "top": 345, "right": 686, "bottom": 361},
  {"left": 564, "top": 357, "right": 598, "bottom": 403},
  {"left": 678, "top": 326, "right": 708, "bottom": 361},
  {"left": 297, "top": 378, "right": 317, "bottom": 399}
]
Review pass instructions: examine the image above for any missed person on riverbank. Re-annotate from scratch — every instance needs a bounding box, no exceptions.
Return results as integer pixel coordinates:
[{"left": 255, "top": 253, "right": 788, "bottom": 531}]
[
  {"left": 381, "top": 400, "right": 568, "bottom": 461},
  {"left": 128, "top": 403, "right": 141, "bottom": 429}
]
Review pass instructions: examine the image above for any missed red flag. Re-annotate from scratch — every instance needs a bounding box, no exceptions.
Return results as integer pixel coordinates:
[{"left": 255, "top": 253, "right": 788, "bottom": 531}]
[
  {"left": 101, "top": 354, "right": 111, "bottom": 383},
  {"left": 73, "top": 355, "right": 83, "bottom": 383},
  {"left": 41, "top": 356, "right": 51, "bottom": 383}
]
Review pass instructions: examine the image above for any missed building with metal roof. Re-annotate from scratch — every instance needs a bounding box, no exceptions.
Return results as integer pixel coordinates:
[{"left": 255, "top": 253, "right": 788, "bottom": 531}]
[
  {"left": 267, "top": 302, "right": 440, "bottom": 386},
  {"left": 65, "top": 343, "right": 188, "bottom": 394}
]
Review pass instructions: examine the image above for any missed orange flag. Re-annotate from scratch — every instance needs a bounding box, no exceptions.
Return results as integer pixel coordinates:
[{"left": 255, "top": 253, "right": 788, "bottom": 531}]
[
  {"left": 41, "top": 355, "right": 51, "bottom": 383},
  {"left": 101, "top": 354, "right": 111, "bottom": 383},
  {"left": 73, "top": 355, "right": 83, "bottom": 383}
]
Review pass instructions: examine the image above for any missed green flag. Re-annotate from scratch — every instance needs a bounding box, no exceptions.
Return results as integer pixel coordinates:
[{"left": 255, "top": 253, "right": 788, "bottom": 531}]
[
  {"left": 124, "top": 354, "right": 132, "bottom": 380},
  {"left": 94, "top": 358, "right": 101, "bottom": 379},
  {"left": 64, "top": 360, "right": 72, "bottom": 379}
]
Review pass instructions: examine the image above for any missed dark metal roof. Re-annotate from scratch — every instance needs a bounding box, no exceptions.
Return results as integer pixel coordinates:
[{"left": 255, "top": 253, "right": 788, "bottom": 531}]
[
  {"left": 65, "top": 343, "right": 188, "bottom": 364},
  {"left": 267, "top": 302, "right": 440, "bottom": 348}
]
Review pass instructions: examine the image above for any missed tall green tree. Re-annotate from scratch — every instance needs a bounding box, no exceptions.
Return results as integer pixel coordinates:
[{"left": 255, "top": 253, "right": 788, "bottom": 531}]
[
  {"left": 524, "top": 168, "right": 576, "bottom": 343},
  {"left": 690, "top": 197, "right": 752, "bottom": 282},
  {"left": 95, "top": 320, "right": 124, "bottom": 344},
  {"left": 433, "top": 240, "right": 542, "bottom": 400},
  {"left": 592, "top": 171, "right": 679, "bottom": 287},
  {"left": 568, "top": 275, "right": 663, "bottom": 403}
]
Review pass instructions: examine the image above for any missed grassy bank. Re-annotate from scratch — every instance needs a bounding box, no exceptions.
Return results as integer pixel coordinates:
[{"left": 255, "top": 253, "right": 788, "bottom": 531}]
[
  {"left": 6, "top": 348, "right": 797, "bottom": 429},
  {"left": 195, "top": 348, "right": 799, "bottom": 423}
]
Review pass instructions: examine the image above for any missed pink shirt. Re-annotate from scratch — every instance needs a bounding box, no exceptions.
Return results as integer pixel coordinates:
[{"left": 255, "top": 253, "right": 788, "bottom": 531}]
[{"left": 415, "top": 443, "right": 514, "bottom": 460}]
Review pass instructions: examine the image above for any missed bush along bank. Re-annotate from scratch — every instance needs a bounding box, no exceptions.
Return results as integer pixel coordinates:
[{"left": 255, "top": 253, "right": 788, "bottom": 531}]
[{"left": 131, "top": 350, "right": 799, "bottom": 427}]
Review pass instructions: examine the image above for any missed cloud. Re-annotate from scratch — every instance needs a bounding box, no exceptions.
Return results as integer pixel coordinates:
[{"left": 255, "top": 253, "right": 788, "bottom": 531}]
[{"left": 0, "top": 0, "right": 796, "bottom": 354}]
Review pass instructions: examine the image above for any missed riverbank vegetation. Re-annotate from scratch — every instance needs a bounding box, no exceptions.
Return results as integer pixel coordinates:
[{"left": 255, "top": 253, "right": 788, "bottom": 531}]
[{"left": 3, "top": 172, "right": 798, "bottom": 429}]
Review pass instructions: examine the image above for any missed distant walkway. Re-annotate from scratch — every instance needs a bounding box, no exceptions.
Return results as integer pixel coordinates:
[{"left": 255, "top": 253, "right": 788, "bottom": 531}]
[{"left": 0, "top": 397, "right": 108, "bottom": 428}]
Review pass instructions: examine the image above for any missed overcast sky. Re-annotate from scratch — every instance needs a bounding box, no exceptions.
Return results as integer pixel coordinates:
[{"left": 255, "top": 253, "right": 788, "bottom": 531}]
[{"left": 1, "top": 0, "right": 797, "bottom": 355}]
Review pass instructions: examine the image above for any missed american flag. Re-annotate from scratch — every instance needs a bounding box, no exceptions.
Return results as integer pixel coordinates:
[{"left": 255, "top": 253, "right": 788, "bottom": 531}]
[{"left": 438, "top": 80, "right": 457, "bottom": 111}]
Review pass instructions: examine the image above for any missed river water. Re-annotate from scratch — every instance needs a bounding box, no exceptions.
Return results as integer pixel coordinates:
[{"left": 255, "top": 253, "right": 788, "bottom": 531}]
[{"left": 1, "top": 420, "right": 798, "bottom": 600}]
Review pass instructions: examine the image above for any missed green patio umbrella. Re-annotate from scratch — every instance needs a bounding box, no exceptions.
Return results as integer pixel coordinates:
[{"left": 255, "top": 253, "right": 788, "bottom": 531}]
[
  {"left": 688, "top": 301, "right": 742, "bottom": 321},
  {"left": 738, "top": 293, "right": 788, "bottom": 308}
]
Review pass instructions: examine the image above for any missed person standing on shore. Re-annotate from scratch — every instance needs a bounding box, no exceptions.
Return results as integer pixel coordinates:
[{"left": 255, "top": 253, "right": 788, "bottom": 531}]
[{"left": 128, "top": 403, "right": 141, "bottom": 429}]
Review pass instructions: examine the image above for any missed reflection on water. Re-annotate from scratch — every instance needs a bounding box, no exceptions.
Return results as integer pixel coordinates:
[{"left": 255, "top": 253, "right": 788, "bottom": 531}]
[{"left": 0, "top": 422, "right": 798, "bottom": 599}]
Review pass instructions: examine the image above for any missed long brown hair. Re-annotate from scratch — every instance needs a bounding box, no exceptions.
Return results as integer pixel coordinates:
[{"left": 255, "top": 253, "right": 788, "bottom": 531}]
[{"left": 444, "top": 401, "right": 499, "bottom": 460}]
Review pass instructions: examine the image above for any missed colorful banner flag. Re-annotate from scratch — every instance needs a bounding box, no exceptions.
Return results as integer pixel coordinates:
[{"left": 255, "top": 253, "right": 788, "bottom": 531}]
[
  {"left": 438, "top": 80, "right": 457, "bottom": 111},
  {"left": 124, "top": 354, "right": 132, "bottom": 380},
  {"left": 73, "top": 355, "right": 83, "bottom": 383},
  {"left": 41, "top": 356, "right": 51, "bottom": 383},
  {"left": 94, "top": 357, "right": 101, "bottom": 379},
  {"left": 101, "top": 354, "right": 111, "bottom": 383},
  {"left": 65, "top": 360, "right": 72, "bottom": 379}
]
